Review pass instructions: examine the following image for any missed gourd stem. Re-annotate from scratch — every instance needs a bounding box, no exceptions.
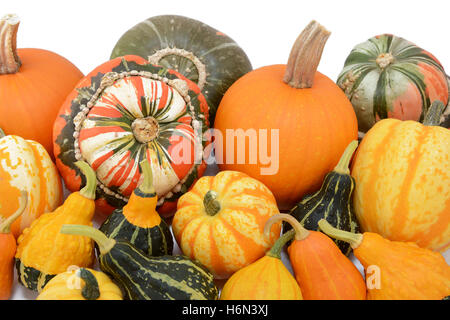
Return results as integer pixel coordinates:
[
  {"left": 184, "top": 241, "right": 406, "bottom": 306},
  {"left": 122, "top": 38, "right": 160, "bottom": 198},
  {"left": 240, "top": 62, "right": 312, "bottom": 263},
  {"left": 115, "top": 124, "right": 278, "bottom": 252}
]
[
  {"left": 0, "top": 191, "right": 27, "bottom": 234},
  {"left": 203, "top": 190, "right": 221, "bottom": 216},
  {"left": 333, "top": 140, "right": 359, "bottom": 174},
  {"left": 137, "top": 159, "right": 155, "bottom": 195},
  {"left": 266, "top": 229, "right": 295, "bottom": 259},
  {"left": 283, "top": 20, "right": 331, "bottom": 88},
  {"left": 75, "top": 161, "right": 97, "bottom": 200},
  {"left": 0, "top": 128, "right": 5, "bottom": 139},
  {"left": 318, "top": 219, "right": 363, "bottom": 249},
  {"left": 0, "top": 14, "right": 21, "bottom": 74},
  {"left": 423, "top": 100, "right": 446, "bottom": 126},
  {"left": 78, "top": 268, "right": 100, "bottom": 300},
  {"left": 264, "top": 213, "right": 309, "bottom": 241},
  {"left": 60, "top": 224, "right": 116, "bottom": 256}
]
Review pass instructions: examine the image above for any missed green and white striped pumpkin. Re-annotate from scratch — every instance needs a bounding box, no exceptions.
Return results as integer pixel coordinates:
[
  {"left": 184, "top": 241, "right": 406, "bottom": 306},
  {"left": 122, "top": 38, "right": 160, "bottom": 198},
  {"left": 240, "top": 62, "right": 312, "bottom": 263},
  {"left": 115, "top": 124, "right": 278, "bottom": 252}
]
[{"left": 337, "top": 34, "right": 448, "bottom": 132}]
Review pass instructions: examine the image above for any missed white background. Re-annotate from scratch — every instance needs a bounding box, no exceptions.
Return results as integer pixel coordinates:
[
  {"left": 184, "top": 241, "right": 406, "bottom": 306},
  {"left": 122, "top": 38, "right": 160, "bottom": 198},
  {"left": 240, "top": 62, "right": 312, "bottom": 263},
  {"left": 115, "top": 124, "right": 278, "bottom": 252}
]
[{"left": 6, "top": 0, "right": 450, "bottom": 300}]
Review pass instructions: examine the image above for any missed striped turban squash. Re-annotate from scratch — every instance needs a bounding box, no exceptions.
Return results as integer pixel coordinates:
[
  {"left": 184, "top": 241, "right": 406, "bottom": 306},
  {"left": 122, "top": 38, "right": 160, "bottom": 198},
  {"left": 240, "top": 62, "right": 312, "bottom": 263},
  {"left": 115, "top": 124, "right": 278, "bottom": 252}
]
[
  {"left": 337, "top": 34, "right": 448, "bottom": 132},
  {"left": 53, "top": 55, "right": 210, "bottom": 217}
]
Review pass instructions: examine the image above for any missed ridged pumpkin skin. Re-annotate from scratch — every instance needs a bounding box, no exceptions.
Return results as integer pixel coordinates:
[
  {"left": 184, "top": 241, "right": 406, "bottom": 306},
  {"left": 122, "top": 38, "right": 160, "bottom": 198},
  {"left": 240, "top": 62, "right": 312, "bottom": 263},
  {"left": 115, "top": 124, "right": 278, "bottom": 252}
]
[
  {"left": 37, "top": 268, "right": 123, "bottom": 300},
  {"left": 0, "top": 15, "right": 83, "bottom": 155},
  {"left": 110, "top": 14, "right": 252, "bottom": 125},
  {"left": 172, "top": 170, "right": 281, "bottom": 279},
  {"left": 0, "top": 132, "right": 63, "bottom": 238},
  {"left": 337, "top": 34, "right": 448, "bottom": 132},
  {"left": 0, "top": 233, "right": 16, "bottom": 300},
  {"left": 53, "top": 55, "right": 210, "bottom": 217},
  {"left": 351, "top": 118, "right": 450, "bottom": 251}
]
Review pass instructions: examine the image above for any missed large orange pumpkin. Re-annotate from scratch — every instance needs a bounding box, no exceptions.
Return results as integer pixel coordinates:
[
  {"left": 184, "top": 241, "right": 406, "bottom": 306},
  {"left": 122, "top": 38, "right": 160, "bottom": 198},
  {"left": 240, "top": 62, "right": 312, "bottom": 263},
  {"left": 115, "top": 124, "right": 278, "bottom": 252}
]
[
  {"left": 0, "top": 14, "right": 83, "bottom": 155},
  {"left": 214, "top": 21, "right": 358, "bottom": 210}
]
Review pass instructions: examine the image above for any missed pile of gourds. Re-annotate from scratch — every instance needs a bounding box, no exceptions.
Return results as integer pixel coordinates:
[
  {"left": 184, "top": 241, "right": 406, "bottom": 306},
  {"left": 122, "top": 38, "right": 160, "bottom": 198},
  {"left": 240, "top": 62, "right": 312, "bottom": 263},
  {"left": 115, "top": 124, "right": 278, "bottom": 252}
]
[{"left": 0, "top": 12, "right": 449, "bottom": 301}]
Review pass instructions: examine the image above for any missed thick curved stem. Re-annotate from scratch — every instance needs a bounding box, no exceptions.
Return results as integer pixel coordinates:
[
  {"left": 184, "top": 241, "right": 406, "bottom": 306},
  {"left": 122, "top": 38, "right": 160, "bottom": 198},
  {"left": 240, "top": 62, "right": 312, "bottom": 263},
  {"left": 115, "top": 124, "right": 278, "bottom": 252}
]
[
  {"left": 423, "top": 100, "right": 446, "bottom": 126},
  {"left": 283, "top": 20, "right": 331, "bottom": 88},
  {"left": 137, "top": 159, "right": 155, "bottom": 195},
  {"left": 75, "top": 161, "right": 97, "bottom": 200},
  {"left": 333, "top": 140, "right": 359, "bottom": 174},
  {"left": 60, "top": 224, "right": 115, "bottom": 256},
  {"left": 266, "top": 229, "right": 295, "bottom": 259},
  {"left": 264, "top": 213, "right": 309, "bottom": 241},
  {"left": 0, "top": 14, "right": 21, "bottom": 74},
  {"left": 318, "top": 219, "right": 363, "bottom": 249},
  {"left": 203, "top": 190, "right": 221, "bottom": 216},
  {"left": 0, "top": 190, "right": 27, "bottom": 233}
]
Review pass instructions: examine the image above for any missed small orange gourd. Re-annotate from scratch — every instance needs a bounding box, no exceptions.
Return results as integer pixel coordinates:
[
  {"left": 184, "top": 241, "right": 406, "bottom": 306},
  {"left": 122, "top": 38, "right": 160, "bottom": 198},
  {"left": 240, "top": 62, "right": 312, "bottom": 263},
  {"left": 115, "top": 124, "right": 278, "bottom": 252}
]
[
  {"left": 0, "top": 191, "right": 27, "bottom": 300},
  {"left": 265, "top": 214, "right": 366, "bottom": 300},
  {"left": 319, "top": 219, "right": 450, "bottom": 300}
]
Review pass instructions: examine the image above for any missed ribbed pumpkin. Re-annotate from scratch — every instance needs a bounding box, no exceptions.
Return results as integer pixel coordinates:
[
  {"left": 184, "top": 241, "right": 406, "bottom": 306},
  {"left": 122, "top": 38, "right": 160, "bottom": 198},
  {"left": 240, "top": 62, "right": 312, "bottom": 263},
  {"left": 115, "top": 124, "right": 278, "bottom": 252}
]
[
  {"left": 110, "top": 14, "right": 252, "bottom": 125},
  {"left": 0, "top": 128, "right": 63, "bottom": 238},
  {"left": 351, "top": 101, "right": 450, "bottom": 252},
  {"left": 0, "top": 14, "right": 83, "bottom": 155},
  {"left": 337, "top": 34, "right": 449, "bottom": 132},
  {"left": 172, "top": 170, "right": 281, "bottom": 279},
  {"left": 53, "top": 55, "right": 210, "bottom": 217},
  {"left": 214, "top": 21, "right": 358, "bottom": 210},
  {"left": 37, "top": 268, "right": 123, "bottom": 300}
]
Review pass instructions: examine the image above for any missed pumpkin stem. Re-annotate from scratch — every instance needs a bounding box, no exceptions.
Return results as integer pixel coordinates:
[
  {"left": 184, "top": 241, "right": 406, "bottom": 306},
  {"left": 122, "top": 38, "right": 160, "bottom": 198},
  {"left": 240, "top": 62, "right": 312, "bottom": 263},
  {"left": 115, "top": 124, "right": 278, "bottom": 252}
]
[
  {"left": 423, "top": 100, "right": 446, "bottom": 126},
  {"left": 137, "top": 159, "right": 155, "bottom": 195},
  {"left": 318, "top": 219, "right": 363, "bottom": 249},
  {"left": 333, "top": 140, "right": 359, "bottom": 174},
  {"left": 0, "top": 128, "right": 5, "bottom": 139},
  {"left": 283, "top": 20, "right": 331, "bottom": 88},
  {"left": 266, "top": 229, "right": 296, "bottom": 259},
  {"left": 203, "top": 190, "right": 221, "bottom": 216},
  {"left": 78, "top": 268, "right": 100, "bottom": 300},
  {"left": 75, "top": 161, "right": 97, "bottom": 200},
  {"left": 0, "top": 14, "right": 21, "bottom": 74},
  {"left": 264, "top": 213, "right": 309, "bottom": 241},
  {"left": 0, "top": 190, "right": 27, "bottom": 234},
  {"left": 60, "top": 224, "right": 116, "bottom": 256}
]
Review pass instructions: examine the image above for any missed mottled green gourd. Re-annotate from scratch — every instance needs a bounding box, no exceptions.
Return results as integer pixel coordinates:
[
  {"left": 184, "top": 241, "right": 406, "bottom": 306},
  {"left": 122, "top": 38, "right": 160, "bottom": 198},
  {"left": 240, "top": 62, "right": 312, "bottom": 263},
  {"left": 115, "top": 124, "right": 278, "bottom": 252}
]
[
  {"left": 60, "top": 225, "right": 218, "bottom": 300},
  {"left": 99, "top": 160, "right": 173, "bottom": 256},
  {"left": 110, "top": 14, "right": 253, "bottom": 124},
  {"left": 285, "top": 140, "right": 360, "bottom": 255}
]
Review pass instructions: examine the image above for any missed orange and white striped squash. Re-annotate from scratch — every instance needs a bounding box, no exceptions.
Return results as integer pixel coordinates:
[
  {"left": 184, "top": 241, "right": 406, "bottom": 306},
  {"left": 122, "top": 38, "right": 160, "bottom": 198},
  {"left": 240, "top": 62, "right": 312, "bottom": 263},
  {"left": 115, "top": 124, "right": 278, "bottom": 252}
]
[
  {"left": 351, "top": 101, "right": 450, "bottom": 252},
  {"left": 0, "top": 129, "right": 63, "bottom": 238},
  {"left": 172, "top": 171, "right": 281, "bottom": 279}
]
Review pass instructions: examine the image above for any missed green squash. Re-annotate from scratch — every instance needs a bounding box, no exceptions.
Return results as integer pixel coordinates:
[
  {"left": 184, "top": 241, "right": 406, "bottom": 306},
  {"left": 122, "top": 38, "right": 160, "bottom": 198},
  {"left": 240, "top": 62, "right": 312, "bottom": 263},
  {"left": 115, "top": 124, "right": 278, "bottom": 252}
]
[
  {"left": 60, "top": 225, "right": 219, "bottom": 300},
  {"left": 110, "top": 14, "right": 253, "bottom": 125},
  {"left": 284, "top": 140, "right": 361, "bottom": 256}
]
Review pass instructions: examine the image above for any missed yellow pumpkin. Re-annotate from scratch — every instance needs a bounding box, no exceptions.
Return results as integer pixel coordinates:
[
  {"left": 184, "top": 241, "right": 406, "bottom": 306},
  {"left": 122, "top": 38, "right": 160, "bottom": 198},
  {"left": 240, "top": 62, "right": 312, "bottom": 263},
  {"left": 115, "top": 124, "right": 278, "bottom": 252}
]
[
  {"left": 351, "top": 101, "right": 450, "bottom": 252},
  {"left": 172, "top": 170, "right": 281, "bottom": 279},
  {"left": 0, "top": 128, "right": 63, "bottom": 238},
  {"left": 37, "top": 268, "right": 123, "bottom": 300}
]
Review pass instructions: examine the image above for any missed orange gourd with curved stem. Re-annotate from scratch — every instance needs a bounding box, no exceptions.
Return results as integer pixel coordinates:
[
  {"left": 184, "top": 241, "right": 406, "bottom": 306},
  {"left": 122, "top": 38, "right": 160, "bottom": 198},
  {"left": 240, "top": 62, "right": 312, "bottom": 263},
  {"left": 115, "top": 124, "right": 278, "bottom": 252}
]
[{"left": 265, "top": 214, "right": 366, "bottom": 300}]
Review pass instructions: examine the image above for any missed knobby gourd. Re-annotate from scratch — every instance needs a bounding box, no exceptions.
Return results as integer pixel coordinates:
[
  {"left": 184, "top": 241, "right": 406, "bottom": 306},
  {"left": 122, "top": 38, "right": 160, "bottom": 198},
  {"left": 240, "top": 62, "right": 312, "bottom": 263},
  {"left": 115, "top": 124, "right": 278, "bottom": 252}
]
[
  {"left": 319, "top": 219, "right": 450, "bottom": 300},
  {"left": 214, "top": 20, "right": 358, "bottom": 210},
  {"left": 172, "top": 170, "right": 281, "bottom": 279},
  {"left": 60, "top": 225, "right": 219, "bottom": 300},
  {"left": 265, "top": 214, "right": 366, "bottom": 300},
  {"left": 99, "top": 159, "right": 173, "bottom": 256},
  {"left": 53, "top": 55, "right": 210, "bottom": 217},
  {"left": 15, "top": 161, "right": 97, "bottom": 292},
  {"left": 351, "top": 101, "right": 450, "bottom": 252}
]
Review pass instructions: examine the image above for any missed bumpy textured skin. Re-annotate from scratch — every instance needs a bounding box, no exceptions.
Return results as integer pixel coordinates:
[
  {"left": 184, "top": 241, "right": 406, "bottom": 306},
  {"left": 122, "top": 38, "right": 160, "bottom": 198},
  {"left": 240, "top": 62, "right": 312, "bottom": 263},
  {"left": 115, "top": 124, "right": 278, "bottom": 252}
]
[
  {"left": 110, "top": 14, "right": 252, "bottom": 125},
  {"left": 351, "top": 119, "right": 450, "bottom": 252},
  {"left": 288, "top": 231, "right": 366, "bottom": 300},
  {"left": 0, "top": 134, "right": 63, "bottom": 238},
  {"left": 172, "top": 171, "right": 281, "bottom": 279},
  {"left": 53, "top": 55, "right": 210, "bottom": 217},
  {"left": 220, "top": 256, "right": 303, "bottom": 300},
  {"left": 99, "top": 241, "right": 218, "bottom": 300},
  {"left": 36, "top": 268, "right": 123, "bottom": 300},
  {"left": 337, "top": 34, "right": 448, "bottom": 132},
  {"left": 355, "top": 232, "right": 450, "bottom": 300},
  {"left": 15, "top": 192, "right": 96, "bottom": 292},
  {"left": 286, "top": 171, "right": 360, "bottom": 255},
  {"left": 0, "top": 233, "right": 16, "bottom": 300}
]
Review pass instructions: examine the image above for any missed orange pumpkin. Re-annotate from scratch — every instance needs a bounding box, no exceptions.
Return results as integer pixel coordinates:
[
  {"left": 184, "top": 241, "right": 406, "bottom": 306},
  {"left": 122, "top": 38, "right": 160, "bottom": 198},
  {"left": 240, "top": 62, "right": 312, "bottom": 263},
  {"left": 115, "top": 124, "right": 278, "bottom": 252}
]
[
  {"left": 214, "top": 20, "right": 358, "bottom": 210},
  {"left": 0, "top": 128, "right": 63, "bottom": 238},
  {"left": 0, "top": 14, "right": 83, "bottom": 155},
  {"left": 172, "top": 170, "right": 281, "bottom": 279}
]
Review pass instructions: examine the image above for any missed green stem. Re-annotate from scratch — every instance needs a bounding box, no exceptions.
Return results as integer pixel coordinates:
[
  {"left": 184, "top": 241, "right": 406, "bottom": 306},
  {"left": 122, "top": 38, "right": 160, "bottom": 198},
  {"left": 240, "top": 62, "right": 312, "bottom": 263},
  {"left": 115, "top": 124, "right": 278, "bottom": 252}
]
[
  {"left": 75, "top": 161, "right": 97, "bottom": 200},
  {"left": 78, "top": 268, "right": 100, "bottom": 300},
  {"left": 137, "top": 159, "right": 155, "bottom": 195},
  {"left": 203, "top": 190, "right": 221, "bottom": 216},
  {"left": 60, "top": 224, "right": 115, "bottom": 256},
  {"left": 333, "top": 140, "right": 359, "bottom": 174},
  {"left": 318, "top": 219, "right": 363, "bottom": 249},
  {"left": 423, "top": 100, "right": 446, "bottom": 126},
  {"left": 266, "top": 229, "right": 296, "bottom": 259},
  {"left": 0, "top": 128, "right": 5, "bottom": 139},
  {"left": 0, "top": 190, "right": 27, "bottom": 233},
  {"left": 264, "top": 213, "right": 309, "bottom": 241}
]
